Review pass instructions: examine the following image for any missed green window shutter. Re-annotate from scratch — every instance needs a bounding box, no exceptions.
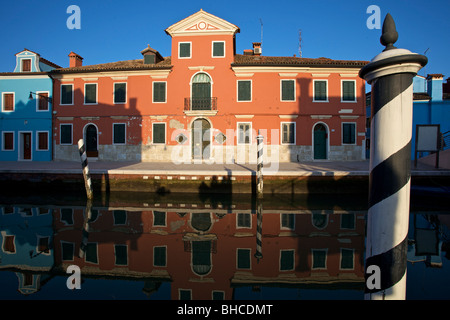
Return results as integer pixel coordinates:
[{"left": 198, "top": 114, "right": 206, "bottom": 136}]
[
  {"left": 114, "top": 245, "right": 128, "bottom": 265},
  {"left": 153, "top": 82, "right": 166, "bottom": 102},
  {"left": 113, "top": 124, "right": 126, "bottom": 144},
  {"left": 213, "top": 42, "right": 224, "bottom": 57},
  {"left": 153, "top": 123, "right": 166, "bottom": 144},
  {"left": 343, "top": 81, "right": 355, "bottom": 101},
  {"left": 238, "top": 81, "right": 251, "bottom": 101},
  {"left": 154, "top": 246, "right": 167, "bottom": 267},
  {"left": 61, "top": 85, "right": 73, "bottom": 104},
  {"left": 343, "top": 123, "right": 356, "bottom": 144},
  {"left": 60, "top": 125, "right": 72, "bottom": 144},
  {"left": 84, "top": 84, "right": 97, "bottom": 104},
  {"left": 114, "top": 83, "right": 126, "bottom": 103},
  {"left": 314, "top": 81, "right": 327, "bottom": 101},
  {"left": 179, "top": 42, "right": 191, "bottom": 58},
  {"left": 282, "top": 80, "right": 295, "bottom": 101},
  {"left": 237, "top": 249, "right": 251, "bottom": 269},
  {"left": 282, "top": 123, "right": 295, "bottom": 144},
  {"left": 238, "top": 123, "right": 250, "bottom": 144},
  {"left": 280, "top": 250, "right": 294, "bottom": 271}
]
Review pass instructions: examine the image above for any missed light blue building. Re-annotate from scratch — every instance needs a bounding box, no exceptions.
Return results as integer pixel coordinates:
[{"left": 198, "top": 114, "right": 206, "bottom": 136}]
[{"left": 0, "top": 49, "right": 60, "bottom": 161}]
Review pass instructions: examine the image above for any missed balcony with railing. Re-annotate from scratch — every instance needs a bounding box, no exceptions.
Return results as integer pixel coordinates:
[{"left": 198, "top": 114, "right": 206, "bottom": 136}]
[{"left": 184, "top": 97, "right": 218, "bottom": 115}]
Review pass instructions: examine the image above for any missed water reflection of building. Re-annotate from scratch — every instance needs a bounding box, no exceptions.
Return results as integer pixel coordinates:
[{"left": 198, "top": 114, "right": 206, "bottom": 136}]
[{"left": 50, "top": 204, "right": 366, "bottom": 299}]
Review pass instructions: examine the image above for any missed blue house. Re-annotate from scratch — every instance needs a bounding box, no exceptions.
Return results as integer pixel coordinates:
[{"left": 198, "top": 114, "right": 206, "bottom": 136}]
[{"left": 0, "top": 49, "right": 60, "bottom": 161}]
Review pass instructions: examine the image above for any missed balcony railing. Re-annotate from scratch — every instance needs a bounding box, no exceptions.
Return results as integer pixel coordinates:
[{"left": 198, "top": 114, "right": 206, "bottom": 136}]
[{"left": 184, "top": 97, "right": 217, "bottom": 111}]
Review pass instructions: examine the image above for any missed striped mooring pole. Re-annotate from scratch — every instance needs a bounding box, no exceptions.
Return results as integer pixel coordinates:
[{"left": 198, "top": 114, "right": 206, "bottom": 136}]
[
  {"left": 79, "top": 199, "right": 92, "bottom": 258},
  {"left": 78, "top": 139, "right": 94, "bottom": 200},
  {"left": 256, "top": 131, "right": 264, "bottom": 198},
  {"left": 254, "top": 199, "right": 263, "bottom": 262},
  {"left": 359, "top": 14, "right": 427, "bottom": 300}
]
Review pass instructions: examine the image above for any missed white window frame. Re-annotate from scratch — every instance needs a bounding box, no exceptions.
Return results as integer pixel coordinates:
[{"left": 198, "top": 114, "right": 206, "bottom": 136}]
[
  {"left": 84, "top": 83, "right": 98, "bottom": 105},
  {"left": 152, "top": 122, "right": 166, "bottom": 145},
  {"left": 212, "top": 41, "right": 225, "bottom": 58},
  {"left": 59, "top": 124, "right": 73, "bottom": 145},
  {"left": 2, "top": 131, "right": 15, "bottom": 151},
  {"left": 341, "top": 79, "right": 357, "bottom": 103},
  {"left": 113, "top": 82, "right": 127, "bottom": 105},
  {"left": 281, "top": 122, "right": 296, "bottom": 145},
  {"left": 18, "top": 131, "right": 32, "bottom": 161},
  {"left": 35, "top": 91, "right": 50, "bottom": 112},
  {"left": 36, "top": 131, "right": 49, "bottom": 151},
  {"left": 280, "top": 79, "right": 296, "bottom": 102},
  {"left": 237, "top": 80, "right": 252, "bottom": 102},
  {"left": 313, "top": 79, "right": 329, "bottom": 102},
  {"left": 178, "top": 41, "right": 192, "bottom": 59},
  {"left": 60, "top": 84, "right": 74, "bottom": 105},
  {"left": 237, "top": 122, "right": 252, "bottom": 145},
  {"left": 21, "top": 58, "right": 32, "bottom": 72},
  {"left": 112, "top": 123, "right": 127, "bottom": 145},
  {"left": 2, "top": 92, "right": 15, "bottom": 112},
  {"left": 152, "top": 81, "right": 167, "bottom": 103}
]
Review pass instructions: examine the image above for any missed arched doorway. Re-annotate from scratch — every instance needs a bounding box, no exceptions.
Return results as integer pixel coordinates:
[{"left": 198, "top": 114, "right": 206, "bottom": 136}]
[
  {"left": 313, "top": 123, "right": 328, "bottom": 160},
  {"left": 191, "top": 118, "right": 211, "bottom": 160},
  {"left": 84, "top": 124, "right": 98, "bottom": 158},
  {"left": 191, "top": 73, "right": 212, "bottom": 110}
]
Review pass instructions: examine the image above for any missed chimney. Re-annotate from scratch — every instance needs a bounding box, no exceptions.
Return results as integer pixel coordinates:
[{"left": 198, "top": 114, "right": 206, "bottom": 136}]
[
  {"left": 69, "top": 52, "right": 83, "bottom": 68},
  {"left": 426, "top": 74, "right": 444, "bottom": 101},
  {"left": 253, "top": 42, "right": 262, "bottom": 56},
  {"left": 141, "top": 45, "right": 163, "bottom": 64}
]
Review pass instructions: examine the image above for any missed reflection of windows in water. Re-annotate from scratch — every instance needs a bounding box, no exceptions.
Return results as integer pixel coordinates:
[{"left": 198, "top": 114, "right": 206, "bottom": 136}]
[
  {"left": 312, "top": 213, "right": 328, "bottom": 229},
  {"left": 312, "top": 249, "right": 327, "bottom": 269},
  {"left": 191, "top": 213, "right": 211, "bottom": 232},
  {"left": 61, "top": 208, "right": 73, "bottom": 225},
  {"left": 340, "top": 248, "right": 354, "bottom": 270},
  {"left": 192, "top": 241, "right": 212, "bottom": 275},
  {"left": 281, "top": 214, "right": 295, "bottom": 230},
  {"left": 237, "top": 213, "right": 251, "bottom": 228},
  {"left": 113, "top": 210, "right": 127, "bottom": 225},
  {"left": 280, "top": 249, "right": 295, "bottom": 271},
  {"left": 237, "top": 248, "right": 251, "bottom": 269},
  {"left": 341, "top": 213, "right": 355, "bottom": 229},
  {"left": 153, "top": 211, "right": 166, "bottom": 226}
]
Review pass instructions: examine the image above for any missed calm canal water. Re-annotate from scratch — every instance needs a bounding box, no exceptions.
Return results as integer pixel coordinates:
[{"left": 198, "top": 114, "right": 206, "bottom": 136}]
[{"left": 0, "top": 191, "right": 449, "bottom": 300}]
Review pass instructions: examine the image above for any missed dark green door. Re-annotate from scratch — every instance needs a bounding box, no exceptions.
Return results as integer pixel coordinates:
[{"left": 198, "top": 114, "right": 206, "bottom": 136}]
[{"left": 314, "top": 124, "right": 327, "bottom": 160}]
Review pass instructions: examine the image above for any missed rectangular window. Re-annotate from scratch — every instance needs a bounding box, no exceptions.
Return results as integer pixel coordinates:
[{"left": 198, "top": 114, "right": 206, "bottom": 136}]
[
  {"left": 313, "top": 80, "right": 328, "bottom": 102},
  {"left": 61, "top": 84, "right": 73, "bottom": 105},
  {"left": 38, "top": 236, "right": 50, "bottom": 254},
  {"left": 2, "top": 132, "right": 14, "bottom": 151},
  {"left": 154, "top": 246, "right": 167, "bottom": 267},
  {"left": 114, "top": 83, "right": 127, "bottom": 104},
  {"left": 3, "top": 235, "right": 15, "bottom": 253},
  {"left": 61, "top": 242, "right": 74, "bottom": 261},
  {"left": 237, "top": 248, "right": 251, "bottom": 269},
  {"left": 60, "top": 124, "right": 72, "bottom": 145},
  {"left": 281, "top": 122, "right": 295, "bottom": 144},
  {"left": 114, "top": 244, "right": 128, "bottom": 265},
  {"left": 153, "top": 123, "right": 166, "bottom": 144},
  {"left": 237, "top": 80, "right": 251, "bottom": 102},
  {"left": 280, "top": 249, "right": 295, "bottom": 271},
  {"left": 113, "top": 123, "right": 126, "bottom": 145},
  {"left": 84, "top": 83, "right": 97, "bottom": 104},
  {"left": 22, "top": 59, "right": 31, "bottom": 72},
  {"left": 237, "top": 122, "right": 251, "bottom": 144},
  {"left": 2, "top": 93, "right": 14, "bottom": 111},
  {"left": 37, "top": 131, "right": 49, "bottom": 151},
  {"left": 342, "top": 80, "right": 356, "bottom": 102},
  {"left": 37, "top": 92, "right": 49, "bottom": 111},
  {"left": 85, "top": 243, "right": 98, "bottom": 264},
  {"left": 340, "top": 248, "right": 354, "bottom": 270},
  {"left": 342, "top": 123, "right": 356, "bottom": 144},
  {"left": 113, "top": 210, "right": 127, "bottom": 225},
  {"left": 312, "top": 249, "right": 327, "bottom": 269},
  {"left": 153, "top": 211, "right": 166, "bottom": 226},
  {"left": 153, "top": 82, "right": 166, "bottom": 103},
  {"left": 212, "top": 41, "right": 225, "bottom": 57},
  {"left": 179, "top": 42, "right": 191, "bottom": 58},
  {"left": 281, "top": 80, "right": 295, "bottom": 101},
  {"left": 281, "top": 213, "right": 295, "bottom": 230},
  {"left": 237, "top": 213, "right": 251, "bottom": 228}
]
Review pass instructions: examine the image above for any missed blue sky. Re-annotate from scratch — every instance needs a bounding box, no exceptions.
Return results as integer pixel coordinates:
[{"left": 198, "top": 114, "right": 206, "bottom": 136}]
[{"left": 0, "top": 0, "right": 448, "bottom": 81}]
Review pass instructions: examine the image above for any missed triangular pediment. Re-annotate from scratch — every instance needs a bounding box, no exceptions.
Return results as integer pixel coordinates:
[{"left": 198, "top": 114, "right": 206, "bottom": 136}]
[{"left": 165, "top": 9, "right": 240, "bottom": 36}]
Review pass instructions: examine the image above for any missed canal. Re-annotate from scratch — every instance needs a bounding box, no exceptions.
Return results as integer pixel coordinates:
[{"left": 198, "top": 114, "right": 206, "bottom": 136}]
[{"left": 0, "top": 190, "right": 449, "bottom": 300}]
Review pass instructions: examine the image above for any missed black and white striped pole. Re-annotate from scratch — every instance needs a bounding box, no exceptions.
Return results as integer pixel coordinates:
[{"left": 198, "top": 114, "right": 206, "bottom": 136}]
[
  {"left": 79, "top": 199, "right": 92, "bottom": 258},
  {"left": 254, "top": 200, "right": 263, "bottom": 262},
  {"left": 359, "top": 14, "right": 427, "bottom": 300},
  {"left": 256, "top": 130, "right": 264, "bottom": 198},
  {"left": 78, "top": 139, "right": 94, "bottom": 200}
]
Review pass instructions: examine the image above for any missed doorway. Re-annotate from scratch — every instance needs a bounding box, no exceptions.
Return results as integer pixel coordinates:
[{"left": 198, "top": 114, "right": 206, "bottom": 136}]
[
  {"left": 191, "top": 118, "right": 211, "bottom": 160},
  {"left": 85, "top": 124, "right": 98, "bottom": 158},
  {"left": 19, "top": 132, "right": 32, "bottom": 160},
  {"left": 313, "top": 123, "right": 328, "bottom": 160},
  {"left": 192, "top": 73, "right": 212, "bottom": 110}
]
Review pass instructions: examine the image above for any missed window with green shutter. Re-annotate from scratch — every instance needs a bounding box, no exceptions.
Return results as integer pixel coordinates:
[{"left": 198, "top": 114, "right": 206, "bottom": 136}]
[
  {"left": 282, "top": 122, "right": 295, "bottom": 144},
  {"left": 342, "top": 80, "right": 356, "bottom": 101},
  {"left": 237, "top": 248, "right": 251, "bottom": 269},
  {"left": 154, "top": 246, "right": 167, "bottom": 267},
  {"left": 153, "top": 82, "right": 166, "bottom": 103},
  {"left": 237, "top": 80, "right": 251, "bottom": 101},
  {"left": 113, "top": 123, "right": 126, "bottom": 144},
  {"left": 114, "top": 244, "right": 128, "bottom": 265},
  {"left": 314, "top": 80, "right": 327, "bottom": 101},
  {"left": 114, "top": 83, "right": 126, "bottom": 104},
  {"left": 61, "top": 84, "right": 73, "bottom": 105},
  {"left": 342, "top": 123, "right": 356, "bottom": 144},
  {"left": 60, "top": 124, "right": 72, "bottom": 144},
  {"left": 179, "top": 42, "right": 191, "bottom": 58},
  {"left": 238, "top": 122, "right": 251, "bottom": 144},
  {"left": 84, "top": 83, "right": 97, "bottom": 104},
  {"left": 281, "top": 80, "right": 295, "bottom": 101},
  {"left": 153, "top": 123, "right": 166, "bottom": 144},
  {"left": 280, "top": 250, "right": 295, "bottom": 271},
  {"left": 212, "top": 41, "right": 225, "bottom": 57}
]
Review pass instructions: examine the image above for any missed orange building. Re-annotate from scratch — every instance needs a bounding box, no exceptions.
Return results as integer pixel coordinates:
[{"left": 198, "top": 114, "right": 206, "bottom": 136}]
[{"left": 52, "top": 10, "right": 368, "bottom": 163}]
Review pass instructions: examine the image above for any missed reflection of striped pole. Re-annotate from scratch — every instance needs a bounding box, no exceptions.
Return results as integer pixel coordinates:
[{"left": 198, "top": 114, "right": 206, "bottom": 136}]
[
  {"left": 78, "top": 139, "right": 94, "bottom": 200},
  {"left": 256, "top": 131, "right": 264, "bottom": 198},
  {"left": 254, "top": 200, "right": 263, "bottom": 262},
  {"left": 359, "top": 14, "right": 427, "bottom": 300},
  {"left": 79, "top": 199, "right": 92, "bottom": 258}
]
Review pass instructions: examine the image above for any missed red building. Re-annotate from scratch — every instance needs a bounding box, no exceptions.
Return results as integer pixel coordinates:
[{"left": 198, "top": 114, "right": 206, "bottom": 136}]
[{"left": 52, "top": 10, "right": 367, "bottom": 163}]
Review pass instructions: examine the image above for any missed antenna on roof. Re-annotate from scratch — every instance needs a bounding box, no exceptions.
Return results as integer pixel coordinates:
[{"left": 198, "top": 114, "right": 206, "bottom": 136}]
[
  {"left": 298, "top": 29, "right": 302, "bottom": 58},
  {"left": 260, "top": 18, "right": 263, "bottom": 48}
]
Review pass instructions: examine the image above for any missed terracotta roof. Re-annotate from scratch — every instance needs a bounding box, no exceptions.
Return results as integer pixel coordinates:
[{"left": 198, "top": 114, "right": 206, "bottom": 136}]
[
  {"left": 15, "top": 48, "right": 61, "bottom": 69},
  {"left": 232, "top": 54, "right": 369, "bottom": 68},
  {"left": 52, "top": 57, "right": 172, "bottom": 73}
]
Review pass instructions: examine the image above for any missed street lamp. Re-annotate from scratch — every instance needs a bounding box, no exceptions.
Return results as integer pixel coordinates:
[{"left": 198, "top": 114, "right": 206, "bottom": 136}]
[{"left": 28, "top": 91, "right": 52, "bottom": 103}]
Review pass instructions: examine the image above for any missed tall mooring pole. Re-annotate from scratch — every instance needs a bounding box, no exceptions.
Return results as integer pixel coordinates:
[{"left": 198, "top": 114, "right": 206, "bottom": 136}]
[
  {"left": 359, "top": 14, "right": 427, "bottom": 300},
  {"left": 78, "top": 139, "right": 94, "bottom": 200},
  {"left": 256, "top": 131, "right": 264, "bottom": 198}
]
